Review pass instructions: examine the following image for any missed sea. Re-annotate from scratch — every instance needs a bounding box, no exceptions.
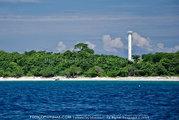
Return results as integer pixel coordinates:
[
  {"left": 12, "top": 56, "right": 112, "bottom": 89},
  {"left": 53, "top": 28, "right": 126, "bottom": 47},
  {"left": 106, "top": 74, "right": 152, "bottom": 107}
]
[{"left": 0, "top": 81, "right": 178, "bottom": 120}]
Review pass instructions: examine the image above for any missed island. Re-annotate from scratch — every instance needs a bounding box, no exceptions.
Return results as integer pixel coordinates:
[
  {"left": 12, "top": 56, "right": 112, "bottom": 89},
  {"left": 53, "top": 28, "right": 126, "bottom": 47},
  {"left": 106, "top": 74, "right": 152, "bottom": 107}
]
[{"left": 0, "top": 43, "right": 178, "bottom": 81}]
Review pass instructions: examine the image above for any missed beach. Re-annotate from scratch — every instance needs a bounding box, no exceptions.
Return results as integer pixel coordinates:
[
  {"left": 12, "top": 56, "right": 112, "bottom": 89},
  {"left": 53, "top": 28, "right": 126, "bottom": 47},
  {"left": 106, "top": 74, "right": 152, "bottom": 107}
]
[{"left": 0, "top": 76, "right": 179, "bottom": 81}]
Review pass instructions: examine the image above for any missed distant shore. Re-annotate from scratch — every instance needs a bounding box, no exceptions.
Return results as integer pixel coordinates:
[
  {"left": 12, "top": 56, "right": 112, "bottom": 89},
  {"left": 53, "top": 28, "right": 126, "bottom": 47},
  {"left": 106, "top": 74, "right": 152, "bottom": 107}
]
[{"left": 0, "top": 76, "right": 179, "bottom": 81}]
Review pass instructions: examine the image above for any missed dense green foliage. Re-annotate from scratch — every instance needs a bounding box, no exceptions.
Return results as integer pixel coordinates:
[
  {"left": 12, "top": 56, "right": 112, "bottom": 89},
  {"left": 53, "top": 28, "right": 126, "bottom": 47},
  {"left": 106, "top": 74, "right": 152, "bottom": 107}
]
[{"left": 0, "top": 43, "right": 178, "bottom": 78}]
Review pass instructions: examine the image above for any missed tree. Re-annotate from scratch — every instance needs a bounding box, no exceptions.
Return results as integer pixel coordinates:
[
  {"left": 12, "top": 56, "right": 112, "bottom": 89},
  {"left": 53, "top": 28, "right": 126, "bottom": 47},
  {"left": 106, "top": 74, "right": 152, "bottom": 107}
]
[
  {"left": 74, "top": 43, "right": 94, "bottom": 54},
  {"left": 64, "top": 65, "right": 82, "bottom": 78},
  {"left": 154, "top": 63, "right": 168, "bottom": 76},
  {"left": 40, "top": 67, "right": 55, "bottom": 77},
  {"left": 85, "top": 66, "right": 104, "bottom": 77},
  {"left": 75, "top": 43, "right": 88, "bottom": 51},
  {"left": 0, "top": 62, "right": 24, "bottom": 77},
  {"left": 132, "top": 55, "right": 141, "bottom": 62},
  {"left": 85, "top": 67, "right": 98, "bottom": 77}
]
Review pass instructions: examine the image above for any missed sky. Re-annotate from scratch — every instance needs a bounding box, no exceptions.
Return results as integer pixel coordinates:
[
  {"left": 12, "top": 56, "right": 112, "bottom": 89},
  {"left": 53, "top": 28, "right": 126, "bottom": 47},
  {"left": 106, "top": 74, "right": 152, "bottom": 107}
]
[{"left": 0, "top": 0, "right": 179, "bottom": 57}]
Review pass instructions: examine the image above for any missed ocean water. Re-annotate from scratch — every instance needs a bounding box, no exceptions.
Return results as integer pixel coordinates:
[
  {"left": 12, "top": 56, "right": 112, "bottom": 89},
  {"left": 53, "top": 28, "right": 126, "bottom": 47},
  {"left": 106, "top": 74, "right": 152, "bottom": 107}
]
[{"left": 0, "top": 81, "right": 179, "bottom": 120}]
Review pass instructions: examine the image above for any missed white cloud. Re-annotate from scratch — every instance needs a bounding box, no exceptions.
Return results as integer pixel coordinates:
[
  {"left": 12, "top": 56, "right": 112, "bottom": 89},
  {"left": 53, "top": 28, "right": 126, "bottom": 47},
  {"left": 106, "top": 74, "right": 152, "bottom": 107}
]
[
  {"left": 56, "top": 41, "right": 66, "bottom": 53},
  {"left": 132, "top": 32, "right": 151, "bottom": 49},
  {"left": 102, "top": 35, "right": 124, "bottom": 52},
  {"left": 157, "top": 43, "right": 164, "bottom": 49},
  {"left": 174, "top": 45, "right": 179, "bottom": 51},
  {"left": 156, "top": 42, "right": 179, "bottom": 52},
  {"left": 132, "top": 32, "right": 178, "bottom": 53},
  {"left": 156, "top": 43, "right": 165, "bottom": 52},
  {"left": 85, "top": 41, "right": 96, "bottom": 49}
]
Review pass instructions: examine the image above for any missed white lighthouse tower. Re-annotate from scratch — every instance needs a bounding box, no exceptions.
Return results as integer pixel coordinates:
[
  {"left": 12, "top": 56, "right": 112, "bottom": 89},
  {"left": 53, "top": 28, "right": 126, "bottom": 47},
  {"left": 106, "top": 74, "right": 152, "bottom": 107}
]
[{"left": 128, "top": 31, "right": 133, "bottom": 61}]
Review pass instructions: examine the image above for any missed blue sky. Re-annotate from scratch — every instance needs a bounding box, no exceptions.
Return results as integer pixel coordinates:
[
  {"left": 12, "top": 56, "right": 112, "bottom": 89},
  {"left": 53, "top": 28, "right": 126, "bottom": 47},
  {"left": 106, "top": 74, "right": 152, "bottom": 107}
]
[{"left": 0, "top": 0, "right": 179, "bottom": 57}]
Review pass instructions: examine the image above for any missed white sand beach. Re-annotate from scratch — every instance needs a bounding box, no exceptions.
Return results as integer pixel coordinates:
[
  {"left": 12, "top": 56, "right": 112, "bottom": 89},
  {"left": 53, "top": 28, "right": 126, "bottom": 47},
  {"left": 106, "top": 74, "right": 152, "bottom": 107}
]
[{"left": 0, "top": 76, "right": 179, "bottom": 81}]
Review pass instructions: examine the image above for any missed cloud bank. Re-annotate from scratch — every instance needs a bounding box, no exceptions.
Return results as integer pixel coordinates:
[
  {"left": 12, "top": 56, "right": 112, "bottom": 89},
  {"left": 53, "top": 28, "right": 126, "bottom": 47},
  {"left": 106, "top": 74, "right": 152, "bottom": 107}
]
[
  {"left": 131, "top": 32, "right": 179, "bottom": 53},
  {"left": 102, "top": 35, "right": 124, "bottom": 52},
  {"left": 101, "top": 32, "right": 179, "bottom": 54},
  {"left": 56, "top": 41, "right": 66, "bottom": 53},
  {"left": 156, "top": 43, "right": 179, "bottom": 53},
  {"left": 102, "top": 32, "right": 152, "bottom": 53},
  {"left": 132, "top": 32, "right": 151, "bottom": 51}
]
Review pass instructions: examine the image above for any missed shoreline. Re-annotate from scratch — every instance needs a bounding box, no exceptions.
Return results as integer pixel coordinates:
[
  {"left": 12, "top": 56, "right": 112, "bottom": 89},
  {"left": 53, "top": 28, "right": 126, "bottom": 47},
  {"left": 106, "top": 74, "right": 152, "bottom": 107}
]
[{"left": 0, "top": 76, "right": 179, "bottom": 81}]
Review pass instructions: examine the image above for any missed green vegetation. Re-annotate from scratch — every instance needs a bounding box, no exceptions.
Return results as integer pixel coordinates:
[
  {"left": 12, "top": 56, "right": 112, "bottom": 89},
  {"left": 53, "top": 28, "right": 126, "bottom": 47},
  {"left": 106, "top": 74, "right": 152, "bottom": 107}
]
[{"left": 0, "top": 43, "right": 178, "bottom": 78}]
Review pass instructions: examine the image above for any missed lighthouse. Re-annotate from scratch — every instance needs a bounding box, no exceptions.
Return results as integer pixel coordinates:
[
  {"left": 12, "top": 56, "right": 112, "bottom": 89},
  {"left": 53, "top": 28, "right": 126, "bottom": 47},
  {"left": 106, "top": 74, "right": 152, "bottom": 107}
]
[{"left": 128, "top": 31, "right": 133, "bottom": 61}]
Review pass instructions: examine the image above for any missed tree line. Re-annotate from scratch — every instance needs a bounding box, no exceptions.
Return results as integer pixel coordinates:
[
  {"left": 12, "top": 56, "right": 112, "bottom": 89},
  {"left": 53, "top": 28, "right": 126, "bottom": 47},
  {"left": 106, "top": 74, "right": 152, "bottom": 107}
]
[{"left": 0, "top": 43, "right": 178, "bottom": 78}]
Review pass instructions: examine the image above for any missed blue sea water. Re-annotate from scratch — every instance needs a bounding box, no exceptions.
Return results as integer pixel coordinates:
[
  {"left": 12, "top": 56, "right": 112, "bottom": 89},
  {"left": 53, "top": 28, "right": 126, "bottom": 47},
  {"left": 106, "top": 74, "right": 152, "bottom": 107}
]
[{"left": 0, "top": 81, "right": 179, "bottom": 120}]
